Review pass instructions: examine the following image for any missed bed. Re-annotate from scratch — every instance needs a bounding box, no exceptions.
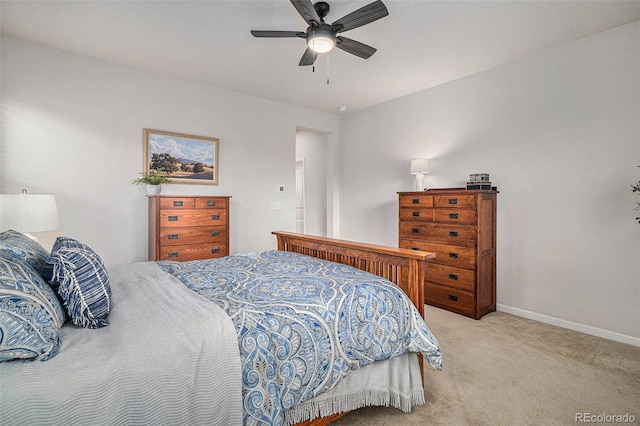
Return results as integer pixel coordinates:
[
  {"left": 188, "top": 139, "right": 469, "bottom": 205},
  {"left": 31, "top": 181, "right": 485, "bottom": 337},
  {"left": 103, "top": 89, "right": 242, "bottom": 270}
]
[{"left": 0, "top": 230, "right": 442, "bottom": 426}]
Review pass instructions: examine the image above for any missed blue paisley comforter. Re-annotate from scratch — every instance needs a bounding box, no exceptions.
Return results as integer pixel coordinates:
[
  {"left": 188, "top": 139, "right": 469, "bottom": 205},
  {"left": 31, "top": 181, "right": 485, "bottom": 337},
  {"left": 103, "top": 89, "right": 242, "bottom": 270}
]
[{"left": 159, "top": 250, "right": 442, "bottom": 426}]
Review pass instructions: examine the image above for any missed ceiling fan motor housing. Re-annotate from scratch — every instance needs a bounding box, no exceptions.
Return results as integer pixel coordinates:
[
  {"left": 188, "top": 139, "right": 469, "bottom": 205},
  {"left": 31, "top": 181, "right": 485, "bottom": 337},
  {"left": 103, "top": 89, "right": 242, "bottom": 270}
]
[{"left": 314, "top": 2, "right": 331, "bottom": 19}]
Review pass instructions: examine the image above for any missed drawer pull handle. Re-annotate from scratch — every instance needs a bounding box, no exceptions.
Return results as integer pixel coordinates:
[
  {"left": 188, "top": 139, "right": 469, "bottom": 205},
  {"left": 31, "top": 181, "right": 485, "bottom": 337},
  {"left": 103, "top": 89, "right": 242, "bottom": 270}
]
[
  {"left": 168, "top": 252, "right": 179, "bottom": 258},
  {"left": 448, "top": 294, "right": 458, "bottom": 302},
  {"left": 448, "top": 198, "right": 458, "bottom": 205},
  {"left": 211, "top": 231, "right": 221, "bottom": 237},
  {"left": 168, "top": 234, "right": 178, "bottom": 240},
  {"left": 449, "top": 273, "right": 458, "bottom": 280},
  {"left": 449, "top": 231, "right": 458, "bottom": 237},
  {"left": 449, "top": 252, "right": 459, "bottom": 259},
  {"left": 412, "top": 228, "right": 420, "bottom": 234},
  {"left": 211, "top": 215, "right": 221, "bottom": 220},
  {"left": 411, "top": 247, "right": 420, "bottom": 251},
  {"left": 449, "top": 213, "right": 459, "bottom": 219},
  {"left": 412, "top": 211, "right": 420, "bottom": 217},
  {"left": 173, "top": 201, "right": 183, "bottom": 207},
  {"left": 207, "top": 201, "right": 217, "bottom": 207},
  {"left": 211, "top": 248, "right": 221, "bottom": 254},
  {"left": 168, "top": 216, "right": 178, "bottom": 221},
  {"left": 412, "top": 198, "right": 420, "bottom": 204}
]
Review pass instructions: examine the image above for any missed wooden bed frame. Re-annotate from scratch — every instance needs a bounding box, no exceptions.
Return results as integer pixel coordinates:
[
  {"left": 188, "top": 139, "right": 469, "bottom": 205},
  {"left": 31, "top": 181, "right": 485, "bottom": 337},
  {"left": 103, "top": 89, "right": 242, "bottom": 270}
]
[{"left": 272, "top": 231, "right": 436, "bottom": 426}]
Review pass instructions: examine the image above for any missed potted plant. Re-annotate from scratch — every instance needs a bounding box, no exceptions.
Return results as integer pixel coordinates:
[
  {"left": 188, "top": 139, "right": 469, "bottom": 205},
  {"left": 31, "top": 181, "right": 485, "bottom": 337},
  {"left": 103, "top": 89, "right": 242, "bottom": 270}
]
[{"left": 132, "top": 170, "right": 171, "bottom": 195}]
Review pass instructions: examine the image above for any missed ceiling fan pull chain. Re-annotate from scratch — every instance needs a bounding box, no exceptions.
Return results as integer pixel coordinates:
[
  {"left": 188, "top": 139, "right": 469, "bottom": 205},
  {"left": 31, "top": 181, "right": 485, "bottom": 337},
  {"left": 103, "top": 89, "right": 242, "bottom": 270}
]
[
  {"left": 312, "top": 32, "right": 316, "bottom": 72},
  {"left": 326, "top": 55, "right": 330, "bottom": 85}
]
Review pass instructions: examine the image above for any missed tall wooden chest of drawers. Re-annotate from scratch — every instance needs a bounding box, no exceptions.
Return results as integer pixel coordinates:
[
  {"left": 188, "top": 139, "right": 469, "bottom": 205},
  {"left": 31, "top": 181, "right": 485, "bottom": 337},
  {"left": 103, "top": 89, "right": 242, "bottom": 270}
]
[
  {"left": 398, "top": 188, "right": 497, "bottom": 319},
  {"left": 148, "top": 195, "right": 230, "bottom": 261}
]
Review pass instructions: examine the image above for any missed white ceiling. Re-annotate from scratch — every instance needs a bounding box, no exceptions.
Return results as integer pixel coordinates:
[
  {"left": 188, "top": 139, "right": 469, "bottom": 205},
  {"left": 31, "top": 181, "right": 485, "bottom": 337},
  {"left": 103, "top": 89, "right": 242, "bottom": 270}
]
[{"left": 2, "top": 1, "right": 639, "bottom": 114}]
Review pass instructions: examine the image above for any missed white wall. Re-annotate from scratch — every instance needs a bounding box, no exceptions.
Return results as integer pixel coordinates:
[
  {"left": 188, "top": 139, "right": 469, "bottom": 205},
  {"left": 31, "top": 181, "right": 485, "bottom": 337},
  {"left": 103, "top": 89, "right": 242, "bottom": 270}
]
[
  {"left": 2, "top": 23, "right": 638, "bottom": 344},
  {"left": 295, "top": 129, "right": 327, "bottom": 237},
  {"left": 0, "top": 36, "right": 340, "bottom": 266},
  {"left": 339, "top": 22, "right": 640, "bottom": 342}
]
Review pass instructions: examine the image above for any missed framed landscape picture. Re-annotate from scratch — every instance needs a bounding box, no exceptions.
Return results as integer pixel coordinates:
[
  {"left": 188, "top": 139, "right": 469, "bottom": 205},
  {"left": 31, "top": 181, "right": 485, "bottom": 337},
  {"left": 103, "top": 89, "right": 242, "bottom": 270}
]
[{"left": 143, "top": 129, "right": 219, "bottom": 185}]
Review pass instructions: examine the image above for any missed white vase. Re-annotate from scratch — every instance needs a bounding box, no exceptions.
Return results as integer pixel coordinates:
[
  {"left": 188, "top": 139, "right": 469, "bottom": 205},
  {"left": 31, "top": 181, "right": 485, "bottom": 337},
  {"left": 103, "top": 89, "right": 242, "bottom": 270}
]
[{"left": 146, "top": 185, "right": 162, "bottom": 195}]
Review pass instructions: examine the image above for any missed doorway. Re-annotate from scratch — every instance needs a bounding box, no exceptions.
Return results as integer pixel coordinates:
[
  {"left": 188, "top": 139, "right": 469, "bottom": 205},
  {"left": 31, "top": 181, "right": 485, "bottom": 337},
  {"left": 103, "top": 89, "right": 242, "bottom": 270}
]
[
  {"left": 295, "top": 129, "right": 327, "bottom": 237},
  {"left": 295, "top": 160, "right": 306, "bottom": 233}
]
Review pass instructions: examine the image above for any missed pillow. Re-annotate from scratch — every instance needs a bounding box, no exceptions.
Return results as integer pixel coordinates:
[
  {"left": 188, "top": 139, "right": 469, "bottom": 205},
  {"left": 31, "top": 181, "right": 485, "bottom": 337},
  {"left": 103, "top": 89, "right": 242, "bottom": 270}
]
[
  {"left": 0, "top": 229, "right": 50, "bottom": 273},
  {"left": 0, "top": 251, "right": 65, "bottom": 362},
  {"left": 41, "top": 236, "right": 94, "bottom": 284},
  {"left": 46, "top": 244, "right": 112, "bottom": 329}
]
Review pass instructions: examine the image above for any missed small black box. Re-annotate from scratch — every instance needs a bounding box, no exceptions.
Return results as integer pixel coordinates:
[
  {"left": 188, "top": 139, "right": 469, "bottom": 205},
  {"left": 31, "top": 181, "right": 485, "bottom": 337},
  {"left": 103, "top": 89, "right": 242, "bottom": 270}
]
[{"left": 466, "top": 182, "right": 492, "bottom": 190}]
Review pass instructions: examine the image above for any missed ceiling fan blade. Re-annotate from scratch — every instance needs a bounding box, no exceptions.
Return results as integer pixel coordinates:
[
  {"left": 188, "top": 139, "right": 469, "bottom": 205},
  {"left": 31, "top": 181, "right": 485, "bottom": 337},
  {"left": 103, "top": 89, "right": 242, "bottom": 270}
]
[
  {"left": 298, "top": 47, "right": 318, "bottom": 66},
  {"left": 335, "top": 36, "right": 377, "bottom": 59},
  {"left": 290, "top": 0, "right": 322, "bottom": 26},
  {"left": 251, "top": 30, "right": 306, "bottom": 38},
  {"left": 331, "top": 0, "right": 388, "bottom": 33}
]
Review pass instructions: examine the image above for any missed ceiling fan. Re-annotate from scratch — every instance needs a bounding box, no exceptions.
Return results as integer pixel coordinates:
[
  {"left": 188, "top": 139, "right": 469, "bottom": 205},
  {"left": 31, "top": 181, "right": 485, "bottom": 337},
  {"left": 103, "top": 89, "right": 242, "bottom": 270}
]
[{"left": 251, "top": 0, "right": 389, "bottom": 66}]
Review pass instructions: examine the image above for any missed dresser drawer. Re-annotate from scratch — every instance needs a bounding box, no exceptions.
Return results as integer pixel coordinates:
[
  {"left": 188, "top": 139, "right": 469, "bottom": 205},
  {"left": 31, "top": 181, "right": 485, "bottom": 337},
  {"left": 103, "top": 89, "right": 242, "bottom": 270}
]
[
  {"left": 159, "top": 209, "right": 228, "bottom": 228},
  {"left": 434, "top": 209, "right": 476, "bottom": 225},
  {"left": 399, "top": 223, "right": 476, "bottom": 247},
  {"left": 434, "top": 195, "right": 475, "bottom": 209},
  {"left": 426, "top": 263, "right": 475, "bottom": 291},
  {"left": 400, "top": 240, "right": 475, "bottom": 269},
  {"left": 399, "top": 208, "right": 434, "bottom": 222},
  {"left": 158, "top": 243, "right": 228, "bottom": 261},
  {"left": 159, "top": 197, "right": 196, "bottom": 209},
  {"left": 196, "top": 198, "right": 228, "bottom": 209},
  {"left": 424, "top": 282, "right": 475, "bottom": 317},
  {"left": 399, "top": 194, "right": 434, "bottom": 208},
  {"left": 159, "top": 226, "right": 227, "bottom": 246}
]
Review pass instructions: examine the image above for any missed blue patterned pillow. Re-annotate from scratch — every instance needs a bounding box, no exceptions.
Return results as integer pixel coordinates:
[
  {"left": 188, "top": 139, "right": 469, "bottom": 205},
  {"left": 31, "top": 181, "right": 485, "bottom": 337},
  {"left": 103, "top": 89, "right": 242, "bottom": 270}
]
[
  {"left": 0, "top": 229, "right": 50, "bottom": 274},
  {"left": 46, "top": 245, "right": 112, "bottom": 329},
  {"left": 0, "top": 251, "right": 65, "bottom": 362},
  {"left": 41, "top": 237, "right": 93, "bottom": 285}
]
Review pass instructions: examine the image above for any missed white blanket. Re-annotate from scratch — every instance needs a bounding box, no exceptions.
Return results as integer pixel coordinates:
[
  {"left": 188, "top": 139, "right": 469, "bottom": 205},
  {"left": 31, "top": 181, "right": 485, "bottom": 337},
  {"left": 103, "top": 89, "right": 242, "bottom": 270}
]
[{"left": 0, "top": 262, "right": 243, "bottom": 426}]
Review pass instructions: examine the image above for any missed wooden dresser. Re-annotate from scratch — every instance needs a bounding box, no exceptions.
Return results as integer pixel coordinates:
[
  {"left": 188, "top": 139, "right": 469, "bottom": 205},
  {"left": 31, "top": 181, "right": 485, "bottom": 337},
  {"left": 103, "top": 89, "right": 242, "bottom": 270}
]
[
  {"left": 148, "top": 195, "right": 230, "bottom": 261},
  {"left": 398, "top": 188, "right": 497, "bottom": 319}
]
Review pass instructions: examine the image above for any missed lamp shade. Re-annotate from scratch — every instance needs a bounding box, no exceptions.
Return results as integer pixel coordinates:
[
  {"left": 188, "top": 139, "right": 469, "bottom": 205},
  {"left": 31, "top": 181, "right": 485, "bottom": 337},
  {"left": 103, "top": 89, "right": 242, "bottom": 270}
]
[
  {"left": 410, "top": 158, "right": 430, "bottom": 175},
  {"left": 0, "top": 193, "right": 59, "bottom": 233}
]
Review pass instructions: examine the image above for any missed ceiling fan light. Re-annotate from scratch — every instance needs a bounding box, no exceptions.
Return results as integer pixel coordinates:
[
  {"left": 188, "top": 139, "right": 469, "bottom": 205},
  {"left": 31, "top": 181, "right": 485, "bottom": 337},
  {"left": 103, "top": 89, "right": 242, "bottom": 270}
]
[
  {"left": 307, "top": 29, "right": 336, "bottom": 53},
  {"left": 309, "top": 36, "right": 334, "bottom": 53}
]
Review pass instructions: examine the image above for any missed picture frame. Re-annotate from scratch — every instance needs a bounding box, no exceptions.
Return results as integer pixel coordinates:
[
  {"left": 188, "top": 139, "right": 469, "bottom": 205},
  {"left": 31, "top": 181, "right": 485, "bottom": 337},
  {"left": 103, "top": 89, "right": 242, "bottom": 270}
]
[{"left": 143, "top": 129, "right": 219, "bottom": 185}]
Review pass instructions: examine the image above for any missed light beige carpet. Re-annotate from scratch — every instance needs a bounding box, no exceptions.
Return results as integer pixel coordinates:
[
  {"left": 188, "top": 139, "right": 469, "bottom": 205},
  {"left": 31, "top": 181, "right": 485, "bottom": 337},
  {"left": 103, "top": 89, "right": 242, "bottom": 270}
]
[{"left": 332, "top": 305, "right": 640, "bottom": 426}]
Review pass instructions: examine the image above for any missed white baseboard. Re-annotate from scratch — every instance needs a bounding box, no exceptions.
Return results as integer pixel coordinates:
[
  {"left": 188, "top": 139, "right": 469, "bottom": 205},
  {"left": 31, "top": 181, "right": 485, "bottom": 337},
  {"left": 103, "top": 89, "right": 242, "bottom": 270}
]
[{"left": 496, "top": 304, "right": 640, "bottom": 348}]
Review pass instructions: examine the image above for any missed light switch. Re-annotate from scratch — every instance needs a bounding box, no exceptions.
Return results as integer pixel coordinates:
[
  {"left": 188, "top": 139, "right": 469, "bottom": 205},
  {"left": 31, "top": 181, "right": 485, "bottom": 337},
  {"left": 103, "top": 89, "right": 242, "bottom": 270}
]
[{"left": 270, "top": 201, "right": 281, "bottom": 210}]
